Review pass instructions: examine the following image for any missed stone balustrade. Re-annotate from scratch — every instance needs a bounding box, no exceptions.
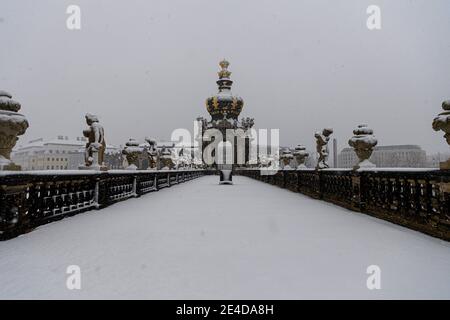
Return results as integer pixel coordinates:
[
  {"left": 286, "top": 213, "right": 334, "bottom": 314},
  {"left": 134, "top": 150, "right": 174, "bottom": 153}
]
[
  {"left": 237, "top": 168, "right": 450, "bottom": 241},
  {"left": 0, "top": 169, "right": 206, "bottom": 240}
]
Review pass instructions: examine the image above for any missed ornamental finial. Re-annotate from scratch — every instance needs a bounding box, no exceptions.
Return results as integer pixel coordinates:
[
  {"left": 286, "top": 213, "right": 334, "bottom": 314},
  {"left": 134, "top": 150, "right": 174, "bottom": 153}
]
[{"left": 218, "top": 59, "right": 231, "bottom": 79}]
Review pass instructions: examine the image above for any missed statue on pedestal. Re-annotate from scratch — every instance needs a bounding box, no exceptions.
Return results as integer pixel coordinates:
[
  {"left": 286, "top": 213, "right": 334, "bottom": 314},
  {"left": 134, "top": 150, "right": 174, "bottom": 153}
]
[
  {"left": 80, "top": 113, "right": 107, "bottom": 171},
  {"left": 0, "top": 91, "right": 28, "bottom": 171},
  {"left": 433, "top": 100, "right": 450, "bottom": 170},
  {"left": 145, "top": 137, "right": 159, "bottom": 170},
  {"left": 315, "top": 128, "right": 333, "bottom": 170}
]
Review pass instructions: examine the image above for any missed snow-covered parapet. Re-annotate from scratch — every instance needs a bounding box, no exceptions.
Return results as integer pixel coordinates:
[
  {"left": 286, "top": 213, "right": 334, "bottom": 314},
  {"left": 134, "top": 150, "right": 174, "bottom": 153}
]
[
  {"left": 315, "top": 128, "right": 333, "bottom": 170},
  {"left": 293, "top": 145, "right": 309, "bottom": 169},
  {"left": 432, "top": 100, "right": 450, "bottom": 169},
  {"left": 122, "top": 138, "right": 143, "bottom": 170},
  {"left": 280, "top": 148, "right": 294, "bottom": 170},
  {"left": 348, "top": 124, "right": 378, "bottom": 170},
  {"left": 0, "top": 91, "right": 29, "bottom": 171}
]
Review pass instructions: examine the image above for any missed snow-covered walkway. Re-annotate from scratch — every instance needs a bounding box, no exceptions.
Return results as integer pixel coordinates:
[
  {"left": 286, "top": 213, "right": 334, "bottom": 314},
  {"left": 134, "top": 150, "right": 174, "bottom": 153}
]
[{"left": 1, "top": 175, "right": 449, "bottom": 299}]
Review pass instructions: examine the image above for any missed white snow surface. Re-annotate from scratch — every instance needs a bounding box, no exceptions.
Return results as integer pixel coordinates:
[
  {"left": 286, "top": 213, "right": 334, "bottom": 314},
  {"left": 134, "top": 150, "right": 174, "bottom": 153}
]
[{"left": 0, "top": 175, "right": 449, "bottom": 299}]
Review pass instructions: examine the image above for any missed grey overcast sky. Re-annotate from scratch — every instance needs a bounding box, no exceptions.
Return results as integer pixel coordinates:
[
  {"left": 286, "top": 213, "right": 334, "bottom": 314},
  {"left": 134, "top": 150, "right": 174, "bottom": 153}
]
[{"left": 1, "top": 0, "right": 450, "bottom": 153}]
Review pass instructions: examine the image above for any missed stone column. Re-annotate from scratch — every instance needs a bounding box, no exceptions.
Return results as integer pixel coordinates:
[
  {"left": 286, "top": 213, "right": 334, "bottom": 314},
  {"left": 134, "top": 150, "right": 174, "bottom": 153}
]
[
  {"left": 0, "top": 91, "right": 29, "bottom": 171},
  {"left": 348, "top": 124, "right": 378, "bottom": 170},
  {"left": 432, "top": 100, "right": 450, "bottom": 170}
]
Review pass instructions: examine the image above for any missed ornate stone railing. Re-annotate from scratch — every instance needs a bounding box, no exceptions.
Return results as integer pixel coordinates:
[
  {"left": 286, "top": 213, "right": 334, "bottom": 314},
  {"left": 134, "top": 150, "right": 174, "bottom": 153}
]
[
  {"left": 0, "top": 169, "right": 206, "bottom": 240},
  {"left": 238, "top": 168, "right": 450, "bottom": 241}
]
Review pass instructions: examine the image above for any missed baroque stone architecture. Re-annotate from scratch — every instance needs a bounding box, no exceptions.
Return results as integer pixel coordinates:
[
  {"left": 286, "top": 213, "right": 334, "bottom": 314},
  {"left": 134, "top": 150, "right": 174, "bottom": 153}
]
[
  {"left": 197, "top": 60, "right": 255, "bottom": 167},
  {"left": 80, "top": 113, "right": 107, "bottom": 171},
  {"left": 315, "top": 128, "right": 333, "bottom": 169},
  {"left": 280, "top": 148, "right": 294, "bottom": 169},
  {"left": 293, "top": 145, "right": 309, "bottom": 169},
  {"left": 348, "top": 124, "right": 378, "bottom": 170},
  {"left": 122, "top": 138, "right": 143, "bottom": 170},
  {"left": 0, "top": 91, "right": 29, "bottom": 170},
  {"left": 433, "top": 100, "right": 450, "bottom": 169}
]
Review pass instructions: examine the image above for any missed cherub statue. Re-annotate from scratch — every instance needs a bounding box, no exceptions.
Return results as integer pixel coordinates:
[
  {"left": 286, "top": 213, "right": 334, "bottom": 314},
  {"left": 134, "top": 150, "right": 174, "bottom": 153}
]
[
  {"left": 82, "top": 113, "right": 106, "bottom": 169},
  {"left": 145, "top": 137, "right": 159, "bottom": 169},
  {"left": 315, "top": 128, "right": 333, "bottom": 169}
]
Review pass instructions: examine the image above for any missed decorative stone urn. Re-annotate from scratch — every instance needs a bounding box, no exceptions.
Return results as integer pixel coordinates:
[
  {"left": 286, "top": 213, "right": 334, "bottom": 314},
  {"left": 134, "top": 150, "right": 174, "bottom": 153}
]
[
  {"left": 315, "top": 128, "right": 333, "bottom": 170},
  {"left": 280, "top": 148, "right": 294, "bottom": 170},
  {"left": 122, "top": 138, "right": 143, "bottom": 170},
  {"left": 293, "top": 145, "right": 309, "bottom": 169},
  {"left": 348, "top": 124, "right": 378, "bottom": 170},
  {"left": 160, "top": 147, "right": 174, "bottom": 170},
  {"left": 0, "top": 91, "right": 29, "bottom": 170},
  {"left": 432, "top": 100, "right": 450, "bottom": 169}
]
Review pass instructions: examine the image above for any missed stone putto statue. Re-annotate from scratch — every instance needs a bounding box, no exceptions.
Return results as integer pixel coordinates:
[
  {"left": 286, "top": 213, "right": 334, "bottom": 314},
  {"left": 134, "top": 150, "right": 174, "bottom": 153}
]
[
  {"left": 81, "top": 113, "right": 107, "bottom": 170},
  {"left": 0, "top": 91, "right": 28, "bottom": 171},
  {"left": 315, "top": 128, "right": 333, "bottom": 170},
  {"left": 348, "top": 124, "right": 378, "bottom": 170},
  {"left": 432, "top": 100, "right": 450, "bottom": 169},
  {"left": 145, "top": 137, "right": 159, "bottom": 169}
]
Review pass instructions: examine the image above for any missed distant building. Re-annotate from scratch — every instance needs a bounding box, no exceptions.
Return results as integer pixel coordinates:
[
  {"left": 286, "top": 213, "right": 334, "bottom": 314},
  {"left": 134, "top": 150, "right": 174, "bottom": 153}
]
[
  {"left": 426, "top": 153, "right": 450, "bottom": 168},
  {"left": 12, "top": 136, "right": 119, "bottom": 170},
  {"left": 338, "top": 145, "right": 427, "bottom": 168}
]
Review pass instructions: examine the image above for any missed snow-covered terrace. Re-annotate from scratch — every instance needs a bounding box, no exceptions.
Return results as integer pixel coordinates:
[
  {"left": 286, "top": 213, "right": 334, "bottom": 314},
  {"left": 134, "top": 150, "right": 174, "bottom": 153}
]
[{"left": 1, "top": 175, "right": 449, "bottom": 299}]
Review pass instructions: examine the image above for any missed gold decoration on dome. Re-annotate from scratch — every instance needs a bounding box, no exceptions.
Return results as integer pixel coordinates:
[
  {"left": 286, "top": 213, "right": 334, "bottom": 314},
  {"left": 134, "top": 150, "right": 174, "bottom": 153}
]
[
  {"left": 231, "top": 98, "right": 237, "bottom": 110},
  {"left": 212, "top": 96, "right": 219, "bottom": 109},
  {"left": 218, "top": 59, "right": 232, "bottom": 79}
]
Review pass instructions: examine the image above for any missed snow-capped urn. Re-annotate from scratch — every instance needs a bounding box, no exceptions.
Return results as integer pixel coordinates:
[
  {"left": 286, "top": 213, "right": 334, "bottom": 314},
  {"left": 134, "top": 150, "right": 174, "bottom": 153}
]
[
  {"left": 122, "top": 138, "right": 143, "bottom": 170},
  {"left": 293, "top": 145, "right": 309, "bottom": 169},
  {"left": 0, "top": 91, "right": 29, "bottom": 170},
  {"left": 144, "top": 137, "right": 158, "bottom": 169},
  {"left": 315, "top": 128, "right": 333, "bottom": 170},
  {"left": 160, "top": 147, "right": 175, "bottom": 170},
  {"left": 280, "top": 148, "right": 294, "bottom": 170},
  {"left": 79, "top": 113, "right": 107, "bottom": 171},
  {"left": 348, "top": 124, "right": 378, "bottom": 170},
  {"left": 432, "top": 100, "right": 450, "bottom": 169}
]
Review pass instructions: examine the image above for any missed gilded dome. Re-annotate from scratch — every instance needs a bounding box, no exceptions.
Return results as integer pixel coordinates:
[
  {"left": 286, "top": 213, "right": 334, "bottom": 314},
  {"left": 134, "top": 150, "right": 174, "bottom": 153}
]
[{"left": 206, "top": 60, "right": 244, "bottom": 120}]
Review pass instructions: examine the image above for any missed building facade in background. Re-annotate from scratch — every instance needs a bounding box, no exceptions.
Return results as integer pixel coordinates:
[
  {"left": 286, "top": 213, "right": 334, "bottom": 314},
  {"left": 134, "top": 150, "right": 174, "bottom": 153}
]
[
  {"left": 338, "top": 145, "right": 428, "bottom": 168},
  {"left": 12, "top": 136, "right": 120, "bottom": 170}
]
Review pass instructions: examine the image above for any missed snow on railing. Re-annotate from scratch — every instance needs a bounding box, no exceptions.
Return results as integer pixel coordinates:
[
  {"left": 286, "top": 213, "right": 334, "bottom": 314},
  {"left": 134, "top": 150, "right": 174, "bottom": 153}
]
[
  {"left": 237, "top": 168, "right": 450, "bottom": 241},
  {"left": 0, "top": 169, "right": 207, "bottom": 240}
]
